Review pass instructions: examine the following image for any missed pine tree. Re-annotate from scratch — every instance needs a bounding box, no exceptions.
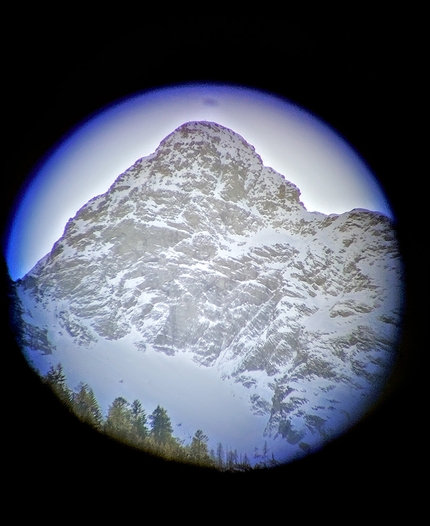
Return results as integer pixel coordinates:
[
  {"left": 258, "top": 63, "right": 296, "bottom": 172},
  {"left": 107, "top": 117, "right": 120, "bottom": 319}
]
[
  {"left": 130, "top": 399, "right": 148, "bottom": 443},
  {"left": 44, "top": 363, "right": 71, "bottom": 404},
  {"left": 189, "top": 429, "right": 211, "bottom": 465},
  {"left": 72, "top": 382, "right": 102, "bottom": 428},
  {"left": 105, "top": 397, "right": 132, "bottom": 441},
  {"left": 149, "top": 405, "right": 173, "bottom": 446},
  {"left": 216, "top": 442, "right": 224, "bottom": 469},
  {"left": 226, "top": 448, "right": 235, "bottom": 470}
]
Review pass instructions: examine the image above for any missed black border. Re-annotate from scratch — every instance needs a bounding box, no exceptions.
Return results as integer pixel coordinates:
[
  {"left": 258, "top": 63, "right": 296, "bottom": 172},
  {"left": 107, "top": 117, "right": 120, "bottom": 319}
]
[{"left": 3, "top": 17, "right": 423, "bottom": 512}]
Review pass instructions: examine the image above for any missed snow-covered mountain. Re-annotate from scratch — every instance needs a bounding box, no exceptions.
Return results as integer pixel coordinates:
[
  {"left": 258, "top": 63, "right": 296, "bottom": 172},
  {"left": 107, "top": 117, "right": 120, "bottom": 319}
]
[{"left": 13, "top": 121, "right": 403, "bottom": 463}]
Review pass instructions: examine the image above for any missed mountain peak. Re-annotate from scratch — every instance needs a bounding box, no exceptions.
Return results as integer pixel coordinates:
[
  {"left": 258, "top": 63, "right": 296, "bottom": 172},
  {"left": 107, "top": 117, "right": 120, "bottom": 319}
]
[
  {"left": 154, "top": 120, "right": 262, "bottom": 167},
  {"left": 104, "top": 120, "right": 304, "bottom": 214},
  {"left": 163, "top": 120, "right": 254, "bottom": 143}
]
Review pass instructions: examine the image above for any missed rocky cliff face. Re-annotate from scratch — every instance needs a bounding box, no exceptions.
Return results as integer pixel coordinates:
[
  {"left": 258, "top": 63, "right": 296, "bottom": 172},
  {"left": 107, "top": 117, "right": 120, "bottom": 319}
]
[{"left": 14, "top": 121, "right": 403, "bottom": 458}]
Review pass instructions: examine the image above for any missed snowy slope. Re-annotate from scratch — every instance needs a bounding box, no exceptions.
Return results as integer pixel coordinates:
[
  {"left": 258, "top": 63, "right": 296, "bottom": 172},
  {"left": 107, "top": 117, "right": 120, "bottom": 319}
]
[{"left": 13, "top": 121, "right": 403, "bottom": 463}]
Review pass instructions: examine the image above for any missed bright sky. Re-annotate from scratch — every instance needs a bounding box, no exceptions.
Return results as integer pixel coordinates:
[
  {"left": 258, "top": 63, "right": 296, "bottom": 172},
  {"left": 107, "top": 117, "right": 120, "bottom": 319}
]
[{"left": 4, "top": 84, "right": 393, "bottom": 281}]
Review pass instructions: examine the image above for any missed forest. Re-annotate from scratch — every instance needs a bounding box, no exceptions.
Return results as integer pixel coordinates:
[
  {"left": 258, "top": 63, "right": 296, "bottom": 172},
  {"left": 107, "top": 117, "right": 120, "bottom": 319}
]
[{"left": 43, "top": 363, "right": 280, "bottom": 471}]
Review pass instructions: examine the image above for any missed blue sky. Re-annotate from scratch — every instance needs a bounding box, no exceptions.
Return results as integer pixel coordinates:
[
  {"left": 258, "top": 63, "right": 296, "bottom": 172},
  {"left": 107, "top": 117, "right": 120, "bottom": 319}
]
[{"left": 4, "top": 84, "right": 393, "bottom": 280}]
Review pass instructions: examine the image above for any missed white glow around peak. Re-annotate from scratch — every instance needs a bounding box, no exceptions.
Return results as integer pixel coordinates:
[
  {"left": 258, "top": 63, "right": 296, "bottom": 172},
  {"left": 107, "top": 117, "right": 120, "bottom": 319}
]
[{"left": 4, "top": 84, "right": 393, "bottom": 280}]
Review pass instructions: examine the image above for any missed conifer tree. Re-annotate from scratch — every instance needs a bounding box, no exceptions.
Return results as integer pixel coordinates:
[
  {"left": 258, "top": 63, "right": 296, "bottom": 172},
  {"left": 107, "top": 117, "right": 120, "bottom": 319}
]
[
  {"left": 189, "top": 429, "right": 211, "bottom": 465},
  {"left": 130, "top": 399, "right": 148, "bottom": 442},
  {"left": 226, "top": 448, "right": 235, "bottom": 470},
  {"left": 72, "top": 382, "right": 103, "bottom": 428},
  {"left": 105, "top": 397, "right": 132, "bottom": 441},
  {"left": 216, "top": 442, "right": 224, "bottom": 469},
  {"left": 40, "top": 367, "right": 261, "bottom": 471},
  {"left": 44, "top": 363, "right": 71, "bottom": 404},
  {"left": 149, "top": 405, "right": 173, "bottom": 446}
]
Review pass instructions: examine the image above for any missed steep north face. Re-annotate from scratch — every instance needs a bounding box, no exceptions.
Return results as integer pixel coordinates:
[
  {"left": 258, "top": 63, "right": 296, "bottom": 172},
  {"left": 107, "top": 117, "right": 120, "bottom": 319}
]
[{"left": 13, "top": 121, "right": 403, "bottom": 460}]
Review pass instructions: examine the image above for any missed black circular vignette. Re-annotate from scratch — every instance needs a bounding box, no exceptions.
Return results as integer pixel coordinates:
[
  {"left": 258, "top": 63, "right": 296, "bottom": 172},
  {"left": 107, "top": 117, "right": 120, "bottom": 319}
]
[{"left": 3, "top": 17, "right": 422, "bottom": 510}]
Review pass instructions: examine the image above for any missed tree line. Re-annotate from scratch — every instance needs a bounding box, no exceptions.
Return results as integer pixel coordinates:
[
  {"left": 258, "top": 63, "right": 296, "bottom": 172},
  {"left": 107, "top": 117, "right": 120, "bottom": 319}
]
[{"left": 43, "top": 363, "right": 279, "bottom": 471}]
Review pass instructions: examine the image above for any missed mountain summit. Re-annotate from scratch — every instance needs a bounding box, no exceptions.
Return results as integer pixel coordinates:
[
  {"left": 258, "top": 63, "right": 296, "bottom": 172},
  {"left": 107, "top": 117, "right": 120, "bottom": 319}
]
[{"left": 13, "top": 121, "right": 403, "bottom": 462}]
